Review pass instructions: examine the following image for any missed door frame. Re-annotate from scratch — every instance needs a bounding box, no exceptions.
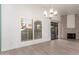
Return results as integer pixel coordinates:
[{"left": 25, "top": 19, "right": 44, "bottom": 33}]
[{"left": 50, "top": 21, "right": 58, "bottom": 40}]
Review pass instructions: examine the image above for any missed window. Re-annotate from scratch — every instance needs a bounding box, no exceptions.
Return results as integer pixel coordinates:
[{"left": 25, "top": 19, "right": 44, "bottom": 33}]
[
  {"left": 34, "top": 21, "right": 42, "bottom": 39},
  {"left": 20, "top": 18, "right": 42, "bottom": 41},
  {"left": 21, "top": 18, "right": 33, "bottom": 41}
]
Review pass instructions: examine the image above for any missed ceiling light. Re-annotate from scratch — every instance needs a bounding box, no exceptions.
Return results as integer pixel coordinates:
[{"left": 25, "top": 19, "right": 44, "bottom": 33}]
[
  {"left": 50, "top": 8, "right": 54, "bottom": 14},
  {"left": 54, "top": 10, "right": 58, "bottom": 15},
  {"left": 43, "top": 8, "right": 60, "bottom": 22},
  {"left": 43, "top": 10, "right": 48, "bottom": 17},
  {"left": 43, "top": 8, "right": 58, "bottom": 19}
]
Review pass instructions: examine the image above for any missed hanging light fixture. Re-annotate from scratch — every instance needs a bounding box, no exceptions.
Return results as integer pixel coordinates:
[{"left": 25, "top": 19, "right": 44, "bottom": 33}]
[
  {"left": 43, "top": 8, "right": 58, "bottom": 18},
  {"left": 43, "top": 8, "right": 61, "bottom": 22}
]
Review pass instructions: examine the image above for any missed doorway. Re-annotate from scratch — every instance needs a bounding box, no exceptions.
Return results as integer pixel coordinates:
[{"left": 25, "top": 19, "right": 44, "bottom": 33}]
[{"left": 51, "top": 22, "right": 58, "bottom": 40}]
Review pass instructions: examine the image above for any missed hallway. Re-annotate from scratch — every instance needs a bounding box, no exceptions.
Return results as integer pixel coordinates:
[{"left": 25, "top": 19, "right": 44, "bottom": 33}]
[{"left": 1, "top": 39, "right": 79, "bottom": 55}]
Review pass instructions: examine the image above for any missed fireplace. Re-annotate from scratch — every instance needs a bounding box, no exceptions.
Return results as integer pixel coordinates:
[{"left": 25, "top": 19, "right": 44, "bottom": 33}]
[{"left": 67, "top": 33, "right": 76, "bottom": 39}]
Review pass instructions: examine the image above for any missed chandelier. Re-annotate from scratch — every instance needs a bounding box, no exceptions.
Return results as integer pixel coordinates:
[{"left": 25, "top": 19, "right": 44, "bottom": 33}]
[{"left": 43, "top": 8, "right": 58, "bottom": 19}]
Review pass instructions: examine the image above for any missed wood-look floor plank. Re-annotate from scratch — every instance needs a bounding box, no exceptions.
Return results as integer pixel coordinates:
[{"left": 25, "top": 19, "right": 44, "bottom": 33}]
[{"left": 1, "top": 39, "right": 79, "bottom": 55}]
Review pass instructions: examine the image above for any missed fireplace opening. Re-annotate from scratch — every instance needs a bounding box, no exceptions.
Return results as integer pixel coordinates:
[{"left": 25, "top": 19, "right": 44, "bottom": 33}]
[{"left": 67, "top": 33, "right": 76, "bottom": 39}]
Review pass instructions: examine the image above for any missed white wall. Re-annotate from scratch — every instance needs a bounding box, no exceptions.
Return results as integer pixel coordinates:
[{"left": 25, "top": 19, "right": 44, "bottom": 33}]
[
  {"left": 0, "top": 4, "right": 1, "bottom": 50},
  {"left": 1, "top": 4, "right": 51, "bottom": 51},
  {"left": 67, "top": 15, "right": 75, "bottom": 28}
]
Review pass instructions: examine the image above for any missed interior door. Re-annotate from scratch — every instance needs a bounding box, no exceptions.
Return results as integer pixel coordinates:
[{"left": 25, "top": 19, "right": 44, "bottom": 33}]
[{"left": 51, "top": 22, "right": 58, "bottom": 40}]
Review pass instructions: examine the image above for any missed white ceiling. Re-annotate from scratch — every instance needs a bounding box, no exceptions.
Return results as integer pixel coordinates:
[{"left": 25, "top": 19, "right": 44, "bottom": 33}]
[{"left": 38, "top": 4, "right": 79, "bottom": 15}]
